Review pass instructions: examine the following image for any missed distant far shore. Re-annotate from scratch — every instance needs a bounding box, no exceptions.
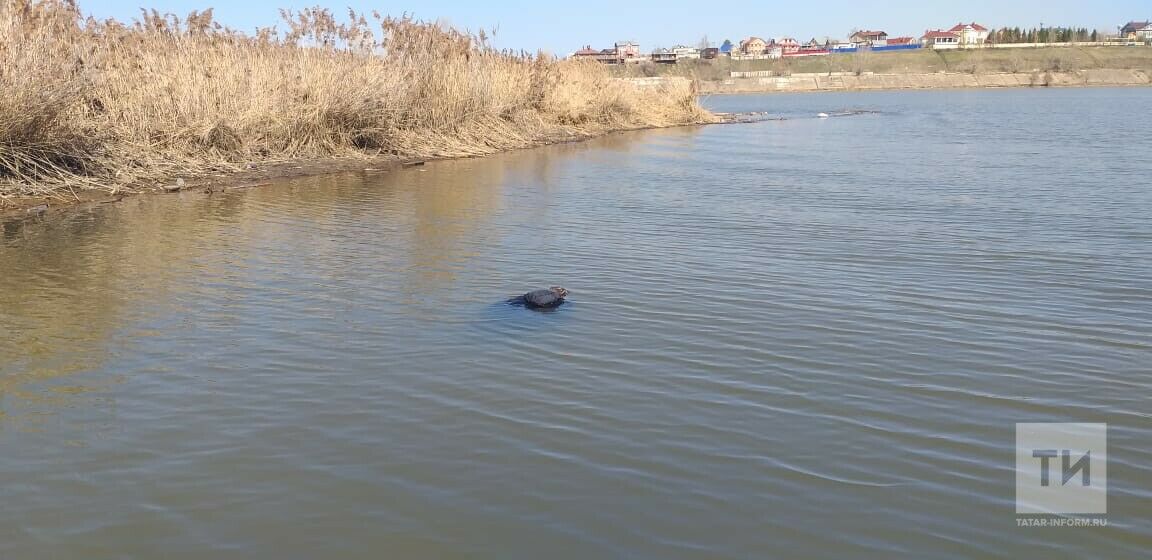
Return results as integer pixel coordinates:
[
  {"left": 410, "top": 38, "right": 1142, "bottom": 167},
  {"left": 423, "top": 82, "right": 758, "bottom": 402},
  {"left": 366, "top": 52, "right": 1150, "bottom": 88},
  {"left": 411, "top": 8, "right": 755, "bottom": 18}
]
[
  {"left": 615, "top": 45, "right": 1152, "bottom": 94},
  {"left": 695, "top": 68, "right": 1151, "bottom": 95}
]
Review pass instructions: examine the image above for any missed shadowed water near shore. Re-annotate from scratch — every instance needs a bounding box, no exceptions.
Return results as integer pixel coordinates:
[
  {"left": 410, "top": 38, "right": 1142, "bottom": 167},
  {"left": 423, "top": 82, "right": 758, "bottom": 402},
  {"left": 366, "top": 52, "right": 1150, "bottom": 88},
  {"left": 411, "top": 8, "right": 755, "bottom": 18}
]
[{"left": 2, "top": 89, "right": 1151, "bottom": 559}]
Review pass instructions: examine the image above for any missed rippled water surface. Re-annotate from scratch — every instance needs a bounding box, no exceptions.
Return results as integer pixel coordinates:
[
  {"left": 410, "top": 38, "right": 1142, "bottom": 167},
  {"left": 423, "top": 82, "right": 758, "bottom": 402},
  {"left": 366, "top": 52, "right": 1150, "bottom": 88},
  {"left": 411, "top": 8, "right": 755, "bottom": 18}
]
[{"left": 2, "top": 88, "right": 1151, "bottom": 559}]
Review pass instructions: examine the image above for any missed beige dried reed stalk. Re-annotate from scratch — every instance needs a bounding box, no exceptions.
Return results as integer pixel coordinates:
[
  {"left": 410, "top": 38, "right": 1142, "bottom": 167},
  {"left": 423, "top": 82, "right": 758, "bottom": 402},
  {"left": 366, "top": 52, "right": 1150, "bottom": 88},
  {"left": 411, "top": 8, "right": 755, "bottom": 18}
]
[{"left": 0, "top": 1, "right": 713, "bottom": 198}]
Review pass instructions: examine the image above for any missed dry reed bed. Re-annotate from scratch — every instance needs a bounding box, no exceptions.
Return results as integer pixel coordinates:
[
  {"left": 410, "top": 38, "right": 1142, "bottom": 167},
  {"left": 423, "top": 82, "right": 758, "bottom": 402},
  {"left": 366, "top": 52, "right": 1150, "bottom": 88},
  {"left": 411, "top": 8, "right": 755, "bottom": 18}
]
[{"left": 0, "top": 1, "right": 713, "bottom": 200}]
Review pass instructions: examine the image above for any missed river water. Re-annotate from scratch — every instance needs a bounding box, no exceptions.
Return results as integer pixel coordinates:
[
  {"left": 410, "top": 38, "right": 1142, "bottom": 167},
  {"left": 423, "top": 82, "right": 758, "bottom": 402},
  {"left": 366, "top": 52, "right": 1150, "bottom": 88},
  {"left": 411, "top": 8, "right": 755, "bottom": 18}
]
[{"left": 2, "top": 87, "right": 1150, "bottom": 559}]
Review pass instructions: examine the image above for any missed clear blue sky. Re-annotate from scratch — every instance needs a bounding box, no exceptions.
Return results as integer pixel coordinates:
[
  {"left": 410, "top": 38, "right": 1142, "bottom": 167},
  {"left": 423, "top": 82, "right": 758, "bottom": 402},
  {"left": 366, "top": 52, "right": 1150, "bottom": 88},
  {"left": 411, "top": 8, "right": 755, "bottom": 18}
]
[{"left": 82, "top": 1, "right": 1149, "bottom": 54}]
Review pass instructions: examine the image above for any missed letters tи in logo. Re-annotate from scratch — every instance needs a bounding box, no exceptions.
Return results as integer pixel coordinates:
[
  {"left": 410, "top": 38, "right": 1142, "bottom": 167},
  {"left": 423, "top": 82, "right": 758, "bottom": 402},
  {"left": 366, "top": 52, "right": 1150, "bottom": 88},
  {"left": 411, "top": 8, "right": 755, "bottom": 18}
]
[{"left": 1016, "top": 423, "right": 1107, "bottom": 514}]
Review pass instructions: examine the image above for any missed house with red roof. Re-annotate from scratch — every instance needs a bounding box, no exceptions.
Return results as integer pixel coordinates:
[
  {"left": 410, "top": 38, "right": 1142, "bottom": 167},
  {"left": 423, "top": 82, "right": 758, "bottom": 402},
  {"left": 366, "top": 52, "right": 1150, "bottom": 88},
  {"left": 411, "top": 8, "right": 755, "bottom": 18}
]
[
  {"left": 948, "top": 22, "right": 990, "bottom": 45},
  {"left": 572, "top": 46, "right": 601, "bottom": 58},
  {"left": 775, "top": 37, "right": 801, "bottom": 53},
  {"left": 921, "top": 30, "right": 960, "bottom": 49},
  {"left": 920, "top": 22, "right": 989, "bottom": 49}
]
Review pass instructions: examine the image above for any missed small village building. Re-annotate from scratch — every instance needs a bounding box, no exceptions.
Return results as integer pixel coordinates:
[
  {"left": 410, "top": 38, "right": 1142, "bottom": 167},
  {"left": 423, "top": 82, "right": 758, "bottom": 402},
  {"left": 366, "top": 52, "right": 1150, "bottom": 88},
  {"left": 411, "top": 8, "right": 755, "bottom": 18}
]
[
  {"left": 1125, "top": 23, "right": 1152, "bottom": 41},
  {"left": 849, "top": 30, "right": 888, "bottom": 45},
  {"left": 775, "top": 37, "right": 800, "bottom": 52},
  {"left": 615, "top": 41, "right": 641, "bottom": 60},
  {"left": 594, "top": 49, "right": 622, "bottom": 63},
  {"left": 1120, "top": 21, "right": 1151, "bottom": 39},
  {"left": 921, "top": 30, "right": 960, "bottom": 49},
  {"left": 700, "top": 47, "right": 720, "bottom": 59},
  {"left": 948, "top": 22, "right": 989, "bottom": 45},
  {"left": 739, "top": 36, "right": 768, "bottom": 55},
  {"left": 570, "top": 42, "right": 641, "bottom": 64},
  {"left": 796, "top": 39, "right": 830, "bottom": 55},
  {"left": 828, "top": 40, "right": 855, "bottom": 52},
  {"left": 885, "top": 36, "right": 916, "bottom": 45},
  {"left": 650, "top": 48, "right": 677, "bottom": 64},
  {"left": 572, "top": 46, "right": 601, "bottom": 59},
  {"left": 672, "top": 46, "right": 702, "bottom": 60}
]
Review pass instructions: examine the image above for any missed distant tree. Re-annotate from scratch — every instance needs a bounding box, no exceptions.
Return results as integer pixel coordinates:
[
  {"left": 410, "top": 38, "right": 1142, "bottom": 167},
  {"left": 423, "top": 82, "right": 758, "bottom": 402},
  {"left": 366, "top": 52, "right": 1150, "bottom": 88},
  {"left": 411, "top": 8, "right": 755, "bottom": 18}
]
[
  {"left": 1090, "top": 29, "right": 1098, "bottom": 42},
  {"left": 698, "top": 35, "right": 711, "bottom": 49}
]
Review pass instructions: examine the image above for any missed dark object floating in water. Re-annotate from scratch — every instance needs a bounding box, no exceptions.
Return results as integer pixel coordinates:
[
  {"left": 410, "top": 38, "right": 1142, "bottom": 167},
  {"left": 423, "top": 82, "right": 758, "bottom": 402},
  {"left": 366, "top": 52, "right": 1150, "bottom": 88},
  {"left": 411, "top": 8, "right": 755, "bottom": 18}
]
[
  {"left": 402, "top": 161, "right": 426, "bottom": 168},
  {"left": 509, "top": 286, "right": 569, "bottom": 309}
]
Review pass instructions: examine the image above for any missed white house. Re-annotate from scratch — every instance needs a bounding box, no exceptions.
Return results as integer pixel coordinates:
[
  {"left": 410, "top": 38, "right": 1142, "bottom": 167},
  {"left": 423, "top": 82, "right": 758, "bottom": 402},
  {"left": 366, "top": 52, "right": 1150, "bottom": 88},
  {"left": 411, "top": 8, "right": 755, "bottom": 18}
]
[
  {"left": 948, "top": 22, "right": 990, "bottom": 45},
  {"left": 921, "top": 30, "right": 960, "bottom": 49},
  {"left": 671, "top": 46, "right": 701, "bottom": 60},
  {"left": 1120, "top": 21, "right": 1150, "bottom": 40}
]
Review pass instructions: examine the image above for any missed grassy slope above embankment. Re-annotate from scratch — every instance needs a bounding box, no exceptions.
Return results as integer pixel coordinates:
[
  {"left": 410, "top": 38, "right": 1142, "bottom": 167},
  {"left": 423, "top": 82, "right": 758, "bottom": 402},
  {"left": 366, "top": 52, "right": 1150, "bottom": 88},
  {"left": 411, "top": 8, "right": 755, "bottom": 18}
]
[
  {"left": 0, "top": 1, "right": 713, "bottom": 202},
  {"left": 614, "top": 46, "right": 1152, "bottom": 81}
]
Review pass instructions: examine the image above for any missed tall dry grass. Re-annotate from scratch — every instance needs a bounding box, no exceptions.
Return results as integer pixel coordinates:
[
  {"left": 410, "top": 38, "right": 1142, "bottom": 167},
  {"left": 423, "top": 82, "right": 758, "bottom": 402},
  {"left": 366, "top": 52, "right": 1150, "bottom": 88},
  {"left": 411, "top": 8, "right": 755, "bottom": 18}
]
[{"left": 0, "top": 1, "right": 712, "bottom": 199}]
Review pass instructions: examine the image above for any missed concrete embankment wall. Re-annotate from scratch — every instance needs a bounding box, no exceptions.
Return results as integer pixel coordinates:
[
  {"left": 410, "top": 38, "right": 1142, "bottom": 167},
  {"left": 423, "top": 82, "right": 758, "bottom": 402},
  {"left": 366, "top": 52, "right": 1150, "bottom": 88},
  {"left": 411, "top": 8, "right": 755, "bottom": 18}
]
[{"left": 697, "top": 69, "right": 1152, "bottom": 94}]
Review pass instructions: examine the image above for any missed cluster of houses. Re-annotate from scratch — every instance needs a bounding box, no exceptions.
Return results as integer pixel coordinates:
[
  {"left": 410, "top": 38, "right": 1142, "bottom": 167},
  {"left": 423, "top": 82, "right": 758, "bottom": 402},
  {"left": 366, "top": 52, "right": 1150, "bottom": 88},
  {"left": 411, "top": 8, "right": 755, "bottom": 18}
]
[
  {"left": 572, "top": 19, "right": 1151, "bottom": 64},
  {"left": 730, "top": 31, "right": 921, "bottom": 60},
  {"left": 571, "top": 42, "right": 644, "bottom": 64}
]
